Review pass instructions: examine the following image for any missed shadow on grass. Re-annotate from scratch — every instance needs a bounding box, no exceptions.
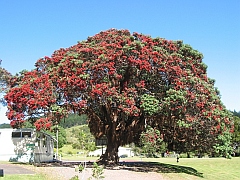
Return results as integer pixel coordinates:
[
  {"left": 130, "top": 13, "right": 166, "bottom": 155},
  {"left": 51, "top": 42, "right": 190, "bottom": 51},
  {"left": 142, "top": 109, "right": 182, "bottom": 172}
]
[{"left": 119, "top": 161, "right": 203, "bottom": 178}]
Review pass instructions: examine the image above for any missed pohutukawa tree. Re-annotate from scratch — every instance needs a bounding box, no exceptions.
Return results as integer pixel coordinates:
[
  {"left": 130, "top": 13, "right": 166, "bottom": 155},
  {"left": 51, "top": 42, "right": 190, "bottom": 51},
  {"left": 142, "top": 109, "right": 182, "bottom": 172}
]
[{"left": 5, "top": 29, "right": 233, "bottom": 164}]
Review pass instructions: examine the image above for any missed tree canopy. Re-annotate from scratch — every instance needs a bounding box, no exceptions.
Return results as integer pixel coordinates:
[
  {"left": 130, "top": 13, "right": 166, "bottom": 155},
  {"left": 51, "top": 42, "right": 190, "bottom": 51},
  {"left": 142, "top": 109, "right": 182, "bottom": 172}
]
[
  {"left": 232, "top": 115, "right": 240, "bottom": 144},
  {"left": 0, "top": 60, "right": 12, "bottom": 105},
  {"left": 5, "top": 29, "right": 233, "bottom": 164}
]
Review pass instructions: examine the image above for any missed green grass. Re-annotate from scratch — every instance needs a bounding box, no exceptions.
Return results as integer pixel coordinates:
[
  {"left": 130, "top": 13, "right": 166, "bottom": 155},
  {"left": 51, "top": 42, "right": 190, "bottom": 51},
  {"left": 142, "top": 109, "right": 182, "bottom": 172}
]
[
  {"left": 136, "top": 157, "right": 240, "bottom": 180},
  {"left": 58, "top": 144, "right": 79, "bottom": 154},
  {"left": 56, "top": 143, "right": 99, "bottom": 161},
  {"left": 2, "top": 174, "right": 48, "bottom": 180},
  {"left": 61, "top": 154, "right": 98, "bottom": 161}
]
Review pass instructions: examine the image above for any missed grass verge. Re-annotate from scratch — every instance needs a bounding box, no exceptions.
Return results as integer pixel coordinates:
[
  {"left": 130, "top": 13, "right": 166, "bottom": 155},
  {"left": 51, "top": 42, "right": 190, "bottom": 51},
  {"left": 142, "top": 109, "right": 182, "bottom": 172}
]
[{"left": 2, "top": 174, "right": 48, "bottom": 180}]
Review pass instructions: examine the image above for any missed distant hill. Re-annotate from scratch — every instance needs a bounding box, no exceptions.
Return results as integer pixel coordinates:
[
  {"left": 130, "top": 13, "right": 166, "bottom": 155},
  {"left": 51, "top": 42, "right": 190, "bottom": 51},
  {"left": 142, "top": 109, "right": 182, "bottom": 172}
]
[
  {"left": 0, "top": 123, "right": 11, "bottom": 128},
  {"left": 59, "top": 114, "right": 88, "bottom": 128},
  {"left": 0, "top": 113, "right": 87, "bottom": 129},
  {"left": 232, "top": 111, "right": 240, "bottom": 118},
  {"left": 65, "top": 124, "right": 94, "bottom": 144}
]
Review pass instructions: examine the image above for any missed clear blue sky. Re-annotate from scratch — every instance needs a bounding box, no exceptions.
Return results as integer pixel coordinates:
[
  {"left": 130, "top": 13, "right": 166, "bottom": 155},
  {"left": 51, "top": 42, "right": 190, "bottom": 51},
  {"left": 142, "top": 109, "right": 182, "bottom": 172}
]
[{"left": 0, "top": 0, "right": 239, "bottom": 123}]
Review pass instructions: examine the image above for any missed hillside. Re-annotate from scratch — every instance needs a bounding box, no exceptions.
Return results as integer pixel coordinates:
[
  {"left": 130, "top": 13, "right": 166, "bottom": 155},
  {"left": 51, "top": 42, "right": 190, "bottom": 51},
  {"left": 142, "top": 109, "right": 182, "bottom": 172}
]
[
  {"left": 58, "top": 124, "right": 96, "bottom": 156},
  {"left": 0, "top": 123, "right": 10, "bottom": 128}
]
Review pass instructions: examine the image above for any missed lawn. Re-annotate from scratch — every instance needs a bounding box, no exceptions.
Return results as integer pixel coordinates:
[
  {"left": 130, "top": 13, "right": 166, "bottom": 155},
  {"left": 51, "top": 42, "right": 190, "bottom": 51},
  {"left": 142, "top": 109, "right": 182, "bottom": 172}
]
[{"left": 141, "top": 157, "right": 240, "bottom": 180}]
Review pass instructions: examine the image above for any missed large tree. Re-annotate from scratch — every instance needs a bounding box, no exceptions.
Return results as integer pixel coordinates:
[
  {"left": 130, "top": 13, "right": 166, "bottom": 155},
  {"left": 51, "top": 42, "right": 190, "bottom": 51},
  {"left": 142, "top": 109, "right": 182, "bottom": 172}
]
[{"left": 5, "top": 29, "right": 233, "bottom": 164}]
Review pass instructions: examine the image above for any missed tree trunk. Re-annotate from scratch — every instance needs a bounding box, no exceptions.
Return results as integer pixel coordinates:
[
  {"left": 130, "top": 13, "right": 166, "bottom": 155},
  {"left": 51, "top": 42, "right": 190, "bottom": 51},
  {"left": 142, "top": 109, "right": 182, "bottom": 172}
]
[
  {"left": 99, "top": 139, "right": 120, "bottom": 165},
  {"left": 98, "top": 119, "right": 120, "bottom": 165}
]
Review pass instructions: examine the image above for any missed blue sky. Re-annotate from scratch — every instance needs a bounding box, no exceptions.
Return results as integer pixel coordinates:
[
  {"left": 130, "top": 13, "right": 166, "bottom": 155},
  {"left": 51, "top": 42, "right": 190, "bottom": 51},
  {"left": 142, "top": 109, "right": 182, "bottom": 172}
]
[{"left": 0, "top": 0, "right": 239, "bottom": 124}]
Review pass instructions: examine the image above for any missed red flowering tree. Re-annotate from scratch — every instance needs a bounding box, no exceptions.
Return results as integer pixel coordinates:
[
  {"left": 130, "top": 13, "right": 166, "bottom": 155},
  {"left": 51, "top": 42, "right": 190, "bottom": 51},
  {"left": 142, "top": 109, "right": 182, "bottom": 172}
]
[
  {"left": 5, "top": 70, "right": 63, "bottom": 129},
  {"left": 5, "top": 29, "right": 233, "bottom": 164}
]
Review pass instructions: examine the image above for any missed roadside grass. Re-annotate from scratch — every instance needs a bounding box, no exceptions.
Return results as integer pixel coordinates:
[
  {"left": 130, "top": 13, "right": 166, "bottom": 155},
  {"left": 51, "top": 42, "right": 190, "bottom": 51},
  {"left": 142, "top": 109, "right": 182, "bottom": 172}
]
[{"left": 2, "top": 174, "right": 48, "bottom": 180}]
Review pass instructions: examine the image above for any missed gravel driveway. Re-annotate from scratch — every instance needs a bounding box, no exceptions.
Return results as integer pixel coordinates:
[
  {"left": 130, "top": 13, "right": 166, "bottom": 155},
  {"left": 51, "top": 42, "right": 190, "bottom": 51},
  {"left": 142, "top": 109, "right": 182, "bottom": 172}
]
[
  {"left": 0, "top": 163, "right": 35, "bottom": 175},
  {"left": 2, "top": 161, "right": 167, "bottom": 180},
  {"left": 31, "top": 166, "right": 166, "bottom": 180}
]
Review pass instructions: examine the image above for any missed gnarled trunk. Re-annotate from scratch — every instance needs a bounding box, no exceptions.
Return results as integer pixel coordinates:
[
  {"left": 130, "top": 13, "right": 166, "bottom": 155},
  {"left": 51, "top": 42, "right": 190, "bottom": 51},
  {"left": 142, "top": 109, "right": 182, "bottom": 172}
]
[
  {"left": 98, "top": 120, "right": 120, "bottom": 165},
  {"left": 89, "top": 106, "right": 146, "bottom": 165},
  {"left": 99, "top": 137, "right": 120, "bottom": 165}
]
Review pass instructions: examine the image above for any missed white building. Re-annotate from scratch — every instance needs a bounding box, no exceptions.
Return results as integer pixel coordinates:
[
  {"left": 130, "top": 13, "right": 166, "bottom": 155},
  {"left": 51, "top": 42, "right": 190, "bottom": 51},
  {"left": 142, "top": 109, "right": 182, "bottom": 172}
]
[{"left": 0, "top": 128, "right": 55, "bottom": 163}]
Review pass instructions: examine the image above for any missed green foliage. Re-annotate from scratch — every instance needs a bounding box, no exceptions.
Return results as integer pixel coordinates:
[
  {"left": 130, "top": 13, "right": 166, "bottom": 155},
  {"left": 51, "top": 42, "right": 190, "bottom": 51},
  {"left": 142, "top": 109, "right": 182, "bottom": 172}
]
[
  {"left": 140, "top": 94, "right": 159, "bottom": 115},
  {"left": 232, "top": 110, "right": 240, "bottom": 118},
  {"left": 23, "top": 120, "right": 35, "bottom": 128},
  {"left": 163, "top": 89, "right": 187, "bottom": 106},
  {"left": 67, "top": 150, "right": 73, "bottom": 155},
  {"left": 69, "top": 175, "right": 79, "bottom": 180},
  {"left": 78, "top": 164, "right": 85, "bottom": 173},
  {"left": 68, "top": 125, "right": 96, "bottom": 151},
  {"left": 214, "top": 131, "right": 233, "bottom": 158},
  {"left": 50, "top": 104, "right": 67, "bottom": 115},
  {"left": 71, "top": 162, "right": 104, "bottom": 180},
  {"left": 232, "top": 116, "right": 240, "bottom": 143},
  {"left": 177, "top": 120, "right": 191, "bottom": 128},
  {"left": 140, "top": 126, "right": 165, "bottom": 155},
  {"left": 75, "top": 126, "right": 96, "bottom": 151},
  {"left": 90, "top": 162, "right": 105, "bottom": 180},
  {"left": 46, "top": 125, "right": 67, "bottom": 148}
]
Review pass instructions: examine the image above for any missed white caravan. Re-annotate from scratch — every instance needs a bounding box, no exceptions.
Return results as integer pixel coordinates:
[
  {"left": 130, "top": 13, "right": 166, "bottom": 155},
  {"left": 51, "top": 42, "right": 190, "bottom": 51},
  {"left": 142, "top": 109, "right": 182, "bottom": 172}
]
[{"left": 0, "top": 128, "right": 55, "bottom": 163}]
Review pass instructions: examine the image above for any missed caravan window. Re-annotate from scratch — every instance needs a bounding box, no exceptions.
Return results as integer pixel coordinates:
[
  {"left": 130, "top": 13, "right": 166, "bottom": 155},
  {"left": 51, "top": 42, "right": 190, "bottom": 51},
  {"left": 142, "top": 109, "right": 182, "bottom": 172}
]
[
  {"left": 12, "top": 132, "right": 21, "bottom": 138},
  {"left": 12, "top": 131, "right": 32, "bottom": 138},
  {"left": 22, "top": 132, "right": 32, "bottom": 138}
]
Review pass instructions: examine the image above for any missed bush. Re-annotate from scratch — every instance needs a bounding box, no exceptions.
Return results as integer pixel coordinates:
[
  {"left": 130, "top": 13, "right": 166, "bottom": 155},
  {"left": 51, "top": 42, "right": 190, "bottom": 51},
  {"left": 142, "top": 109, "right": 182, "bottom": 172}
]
[
  {"left": 72, "top": 143, "right": 81, "bottom": 149},
  {"left": 69, "top": 175, "right": 79, "bottom": 180},
  {"left": 67, "top": 150, "right": 73, "bottom": 155}
]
